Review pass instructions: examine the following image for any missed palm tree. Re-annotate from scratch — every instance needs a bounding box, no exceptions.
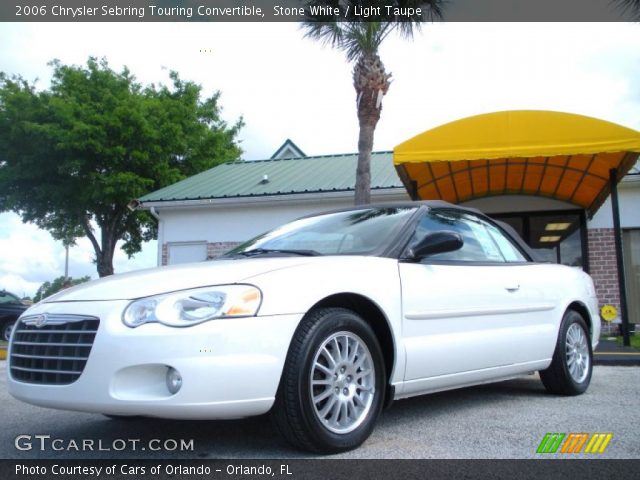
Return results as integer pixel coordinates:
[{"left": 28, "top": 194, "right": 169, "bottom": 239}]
[
  {"left": 614, "top": 0, "right": 640, "bottom": 19},
  {"left": 303, "top": 1, "right": 445, "bottom": 205}
]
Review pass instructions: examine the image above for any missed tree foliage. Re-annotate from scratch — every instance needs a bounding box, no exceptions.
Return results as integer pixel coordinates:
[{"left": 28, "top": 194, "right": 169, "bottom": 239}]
[
  {"left": 0, "top": 57, "right": 243, "bottom": 276},
  {"left": 34, "top": 275, "right": 91, "bottom": 302},
  {"left": 614, "top": 0, "right": 640, "bottom": 20},
  {"left": 303, "top": 1, "right": 444, "bottom": 61}
]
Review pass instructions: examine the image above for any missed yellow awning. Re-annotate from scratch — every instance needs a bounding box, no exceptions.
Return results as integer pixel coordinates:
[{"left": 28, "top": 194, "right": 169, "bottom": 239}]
[{"left": 393, "top": 110, "right": 640, "bottom": 216}]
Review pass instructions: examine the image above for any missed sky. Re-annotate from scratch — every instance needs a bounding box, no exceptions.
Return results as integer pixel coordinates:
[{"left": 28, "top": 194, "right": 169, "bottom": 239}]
[{"left": 0, "top": 22, "right": 639, "bottom": 297}]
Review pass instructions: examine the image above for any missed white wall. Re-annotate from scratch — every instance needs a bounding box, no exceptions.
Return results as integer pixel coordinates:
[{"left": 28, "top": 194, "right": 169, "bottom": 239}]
[
  {"left": 587, "top": 179, "right": 640, "bottom": 229},
  {"left": 161, "top": 202, "right": 343, "bottom": 244},
  {"left": 462, "top": 195, "right": 577, "bottom": 214}
]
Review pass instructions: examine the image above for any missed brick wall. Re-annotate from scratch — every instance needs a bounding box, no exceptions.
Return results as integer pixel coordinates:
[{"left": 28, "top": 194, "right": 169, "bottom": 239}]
[
  {"left": 587, "top": 228, "right": 620, "bottom": 332},
  {"left": 161, "top": 243, "right": 168, "bottom": 266},
  {"left": 207, "top": 241, "right": 241, "bottom": 259}
]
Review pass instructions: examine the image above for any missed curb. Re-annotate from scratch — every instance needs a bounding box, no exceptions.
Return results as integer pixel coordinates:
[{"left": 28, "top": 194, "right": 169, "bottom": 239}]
[{"left": 594, "top": 339, "right": 640, "bottom": 366}]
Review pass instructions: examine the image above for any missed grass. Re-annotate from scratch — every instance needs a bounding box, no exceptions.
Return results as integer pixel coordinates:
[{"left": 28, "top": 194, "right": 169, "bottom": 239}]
[{"left": 613, "top": 335, "right": 640, "bottom": 348}]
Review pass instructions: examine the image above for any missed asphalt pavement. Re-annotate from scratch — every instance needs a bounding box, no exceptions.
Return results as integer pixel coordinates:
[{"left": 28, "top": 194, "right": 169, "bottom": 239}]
[{"left": 0, "top": 361, "right": 638, "bottom": 459}]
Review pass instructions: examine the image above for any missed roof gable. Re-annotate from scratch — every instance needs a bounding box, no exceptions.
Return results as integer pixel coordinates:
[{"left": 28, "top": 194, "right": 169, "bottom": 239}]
[{"left": 270, "top": 139, "right": 306, "bottom": 159}]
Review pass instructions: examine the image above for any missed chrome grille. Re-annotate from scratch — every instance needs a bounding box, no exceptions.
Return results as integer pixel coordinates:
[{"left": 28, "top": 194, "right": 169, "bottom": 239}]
[{"left": 9, "top": 314, "right": 99, "bottom": 385}]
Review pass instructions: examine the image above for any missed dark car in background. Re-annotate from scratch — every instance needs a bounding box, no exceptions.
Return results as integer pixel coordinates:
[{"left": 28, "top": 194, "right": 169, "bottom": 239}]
[{"left": 0, "top": 290, "right": 28, "bottom": 341}]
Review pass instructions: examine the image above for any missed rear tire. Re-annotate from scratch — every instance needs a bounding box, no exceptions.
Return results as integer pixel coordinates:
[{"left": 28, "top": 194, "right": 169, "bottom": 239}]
[
  {"left": 540, "top": 310, "right": 592, "bottom": 395},
  {"left": 272, "top": 308, "right": 385, "bottom": 453}
]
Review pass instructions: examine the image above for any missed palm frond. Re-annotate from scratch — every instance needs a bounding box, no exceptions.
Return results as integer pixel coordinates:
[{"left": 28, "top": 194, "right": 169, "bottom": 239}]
[
  {"left": 302, "top": 1, "right": 446, "bottom": 60},
  {"left": 302, "top": 21, "right": 345, "bottom": 50},
  {"left": 344, "top": 22, "right": 388, "bottom": 60},
  {"left": 611, "top": 0, "right": 640, "bottom": 20},
  {"left": 301, "top": 22, "right": 384, "bottom": 62}
]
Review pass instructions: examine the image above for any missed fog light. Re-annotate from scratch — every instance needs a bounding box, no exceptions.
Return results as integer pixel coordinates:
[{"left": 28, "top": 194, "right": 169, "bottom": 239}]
[{"left": 166, "top": 367, "right": 182, "bottom": 394}]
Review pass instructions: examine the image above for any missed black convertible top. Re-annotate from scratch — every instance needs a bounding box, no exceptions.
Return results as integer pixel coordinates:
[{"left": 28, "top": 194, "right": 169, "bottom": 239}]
[{"left": 308, "top": 200, "right": 545, "bottom": 263}]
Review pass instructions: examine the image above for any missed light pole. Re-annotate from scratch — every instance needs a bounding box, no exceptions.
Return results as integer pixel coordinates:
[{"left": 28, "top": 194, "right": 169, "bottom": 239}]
[{"left": 65, "top": 243, "right": 69, "bottom": 281}]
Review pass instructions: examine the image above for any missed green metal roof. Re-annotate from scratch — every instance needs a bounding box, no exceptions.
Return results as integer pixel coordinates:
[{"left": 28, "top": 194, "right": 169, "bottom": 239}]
[{"left": 139, "top": 151, "right": 404, "bottom": 202}]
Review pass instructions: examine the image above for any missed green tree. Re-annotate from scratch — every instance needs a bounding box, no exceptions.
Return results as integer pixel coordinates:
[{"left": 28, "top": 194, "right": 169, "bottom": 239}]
[
  {"left": 34, "top": 275, "right": 91, "bottom": 302},
  {"left": 303, "top": 1, "right": 444, "bottom": 205},
  {"left": 0, "top": 57, "right": 243, "bottom": 277}
]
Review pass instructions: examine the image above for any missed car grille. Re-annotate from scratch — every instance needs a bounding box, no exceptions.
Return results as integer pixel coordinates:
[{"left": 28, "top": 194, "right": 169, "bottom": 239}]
[{"left": 9, "top": 314, "right": 99, "bottom": 385}]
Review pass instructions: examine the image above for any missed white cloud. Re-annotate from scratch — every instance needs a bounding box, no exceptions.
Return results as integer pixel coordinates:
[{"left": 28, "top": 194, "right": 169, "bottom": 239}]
[
  {"left": 0, "top": 212, "right": 157, "bottom": 297},
  {"left": 0, "top": 22, "right": 638, "bottom": 296}
]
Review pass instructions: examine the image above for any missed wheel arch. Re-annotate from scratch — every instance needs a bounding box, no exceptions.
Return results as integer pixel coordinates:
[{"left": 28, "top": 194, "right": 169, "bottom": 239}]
[
  {"left": 566, "top": 301, "right": 593, "bottom": 337},
  {"left": 308, "top": 293, "right": 396, "bottom": 405}
]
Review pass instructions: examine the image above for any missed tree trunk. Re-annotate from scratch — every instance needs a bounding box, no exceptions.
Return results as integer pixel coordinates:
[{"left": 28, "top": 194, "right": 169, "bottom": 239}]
[
  {"left": 97, "top": 223, "right": 118, "bottom": 277},
  {"left": 354, "top": 93, "right": 383, "bottom": 206},
  {"left": 96, "top": 251, "right": 115, "bottom": 277},
  {"left": 352, "top": 53, "right": 389, "bottom": 206},
  {"left": 81, "top": 213, "right": 121, "bottom": 278},
  {"left": 355, "top": 121, "right": 376, "bottom": 205}
]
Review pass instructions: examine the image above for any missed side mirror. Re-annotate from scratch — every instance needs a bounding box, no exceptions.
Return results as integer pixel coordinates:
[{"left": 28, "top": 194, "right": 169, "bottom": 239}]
[{"left": 408, "top": 231, "right": 464, "bottom": 260}]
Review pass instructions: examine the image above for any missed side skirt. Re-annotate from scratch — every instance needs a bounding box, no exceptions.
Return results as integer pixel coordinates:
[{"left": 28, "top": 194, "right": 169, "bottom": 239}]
[{"left": 393, "top": 359, "right": 551, "bottom": 400}]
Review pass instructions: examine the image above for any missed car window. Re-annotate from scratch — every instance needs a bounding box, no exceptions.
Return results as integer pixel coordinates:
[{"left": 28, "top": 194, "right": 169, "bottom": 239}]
[
  {"left": 485, "top": 222, "right": 528, "bottom": 262},
  {"left": 411, "top": 209, "right": 506, "bottom": 263},
  {"left": 0, "top": 291, "right": 20, "bottom": 304}
]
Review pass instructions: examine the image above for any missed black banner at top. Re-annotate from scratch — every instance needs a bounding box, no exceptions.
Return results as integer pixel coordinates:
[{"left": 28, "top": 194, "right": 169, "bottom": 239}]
[{"left": 1, "top": 0, "right": 637, "bottom": 22}]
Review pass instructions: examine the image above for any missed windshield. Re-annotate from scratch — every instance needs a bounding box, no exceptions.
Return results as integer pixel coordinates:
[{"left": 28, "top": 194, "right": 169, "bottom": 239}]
[{"left": 226, "top": 206, "right": 417, "bottom": 257}]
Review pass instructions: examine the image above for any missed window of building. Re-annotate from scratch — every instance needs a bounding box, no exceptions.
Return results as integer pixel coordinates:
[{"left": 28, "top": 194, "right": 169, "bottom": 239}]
[
  {"left": 168, "top": 242, "right": 208, "bottom": 265},
  {"left": 493, "top": 210, "right": 586, "bottom": 269}
]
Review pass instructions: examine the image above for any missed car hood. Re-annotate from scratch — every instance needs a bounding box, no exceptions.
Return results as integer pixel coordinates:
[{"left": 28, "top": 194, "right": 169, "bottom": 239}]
[{"left": 42, "top": 257, "right": 315, "bottom": 302}]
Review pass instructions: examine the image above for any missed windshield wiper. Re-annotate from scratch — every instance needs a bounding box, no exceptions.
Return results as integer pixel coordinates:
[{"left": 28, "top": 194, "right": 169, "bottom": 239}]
[{"left": 238, "top": 248, "right": 321, "bottom": 257}]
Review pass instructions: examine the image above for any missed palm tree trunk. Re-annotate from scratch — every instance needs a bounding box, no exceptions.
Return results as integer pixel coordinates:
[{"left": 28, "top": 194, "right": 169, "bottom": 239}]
[
  {"left": 352, "top": 53, "right": 389, "bottom": 206},
  {"left": 355, "top": 121, "right": 376, "bottom": 205}
]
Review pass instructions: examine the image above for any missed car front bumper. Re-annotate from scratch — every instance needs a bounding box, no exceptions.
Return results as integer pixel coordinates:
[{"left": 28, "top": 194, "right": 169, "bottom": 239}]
[{"left": 7, "top": 300, "right": 302, "bottom": 419}]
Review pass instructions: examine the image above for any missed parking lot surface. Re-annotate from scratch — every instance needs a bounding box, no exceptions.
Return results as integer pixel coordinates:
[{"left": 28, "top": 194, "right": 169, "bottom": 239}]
[{"left": 0, "top": 362, "right": 638, "bottom": 459}]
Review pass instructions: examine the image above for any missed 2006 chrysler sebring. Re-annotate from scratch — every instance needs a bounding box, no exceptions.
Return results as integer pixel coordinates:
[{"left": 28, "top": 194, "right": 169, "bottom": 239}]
[{"left": 8, "top": 202, "right": 599, "bottom": 453}]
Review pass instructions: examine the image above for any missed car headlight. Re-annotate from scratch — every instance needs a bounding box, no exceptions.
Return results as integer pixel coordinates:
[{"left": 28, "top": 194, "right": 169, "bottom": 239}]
[{"left": 122, "top": 284, "right": 262, "bottom": 328}]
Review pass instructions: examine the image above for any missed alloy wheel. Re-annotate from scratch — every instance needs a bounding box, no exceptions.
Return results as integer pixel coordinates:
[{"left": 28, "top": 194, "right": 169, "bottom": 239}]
[{"left": 309, "top": 331, "right": 375, "bottom": 434}]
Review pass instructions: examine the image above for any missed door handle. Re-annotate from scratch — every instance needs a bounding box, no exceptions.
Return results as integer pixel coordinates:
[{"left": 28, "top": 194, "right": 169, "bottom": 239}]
[{"left": 505, "top": 285, "right": 520, "bottom": 292}]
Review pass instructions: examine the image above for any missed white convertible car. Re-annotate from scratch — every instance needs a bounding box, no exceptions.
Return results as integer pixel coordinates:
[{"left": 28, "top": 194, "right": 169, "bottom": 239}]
[{"left": 8, "top": 202, "right": 599, "bottom": 453}]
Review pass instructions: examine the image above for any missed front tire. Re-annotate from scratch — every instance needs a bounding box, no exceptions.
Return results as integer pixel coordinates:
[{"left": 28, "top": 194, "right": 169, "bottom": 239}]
[
  {"left": 272, "top": 308, "right": 385, "bottom": 453},
  {"left": 540, "top": 310, "right": 592, "bottom": 395},
  {"left": 2, "top": 320, "right": 15, "bottom": 342}
]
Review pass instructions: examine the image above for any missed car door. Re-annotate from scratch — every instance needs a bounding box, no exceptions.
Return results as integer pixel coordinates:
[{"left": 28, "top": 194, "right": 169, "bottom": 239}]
[{"left": 399, "top": 208, "right": 553, "bottom": 389}]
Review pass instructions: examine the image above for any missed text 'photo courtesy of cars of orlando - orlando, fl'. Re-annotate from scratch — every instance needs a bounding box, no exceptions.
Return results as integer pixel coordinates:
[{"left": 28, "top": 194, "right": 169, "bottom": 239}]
[{"left": 7, "top": 201, "right": 599, "bottom": 453}]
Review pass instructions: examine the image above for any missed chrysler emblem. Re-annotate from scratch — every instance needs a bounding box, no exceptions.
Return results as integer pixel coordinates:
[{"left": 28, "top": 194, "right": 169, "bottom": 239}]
[{"left": 33, "top": 314, "right": 48, "bottom": 328}]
